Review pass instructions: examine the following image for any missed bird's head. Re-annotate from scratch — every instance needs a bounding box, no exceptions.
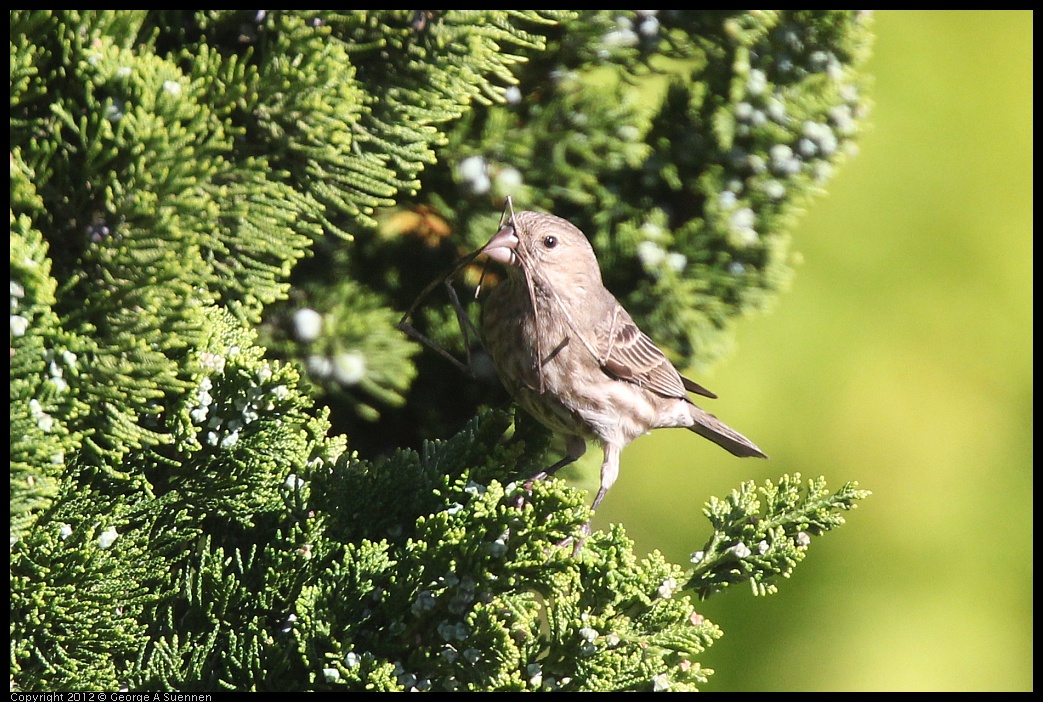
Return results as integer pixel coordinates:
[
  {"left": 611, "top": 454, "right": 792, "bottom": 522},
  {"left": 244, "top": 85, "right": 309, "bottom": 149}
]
[{"left": 481, "top": 210, "right": 603, "bottom": 290}]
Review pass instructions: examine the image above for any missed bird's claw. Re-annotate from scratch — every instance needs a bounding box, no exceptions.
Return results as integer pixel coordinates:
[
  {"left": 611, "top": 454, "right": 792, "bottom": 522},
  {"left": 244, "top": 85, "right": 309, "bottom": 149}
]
[
  {"left": 522, "top": 471, "right": 548, "bottom": 493},
  {"left": 554, "top": 522, "right": 592, "bottom": 556}
]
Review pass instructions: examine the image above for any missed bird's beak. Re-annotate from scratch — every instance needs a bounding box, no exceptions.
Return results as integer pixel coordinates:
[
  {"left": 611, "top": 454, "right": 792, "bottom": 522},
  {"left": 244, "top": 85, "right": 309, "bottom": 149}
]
[{"left": 481, "top": 224, "right": 520, "bottom": 267}]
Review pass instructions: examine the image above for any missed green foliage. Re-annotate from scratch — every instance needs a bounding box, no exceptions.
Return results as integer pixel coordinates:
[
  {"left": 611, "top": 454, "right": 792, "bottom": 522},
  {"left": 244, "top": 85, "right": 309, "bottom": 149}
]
[
  {"left": 10, "top": 10, "right": 871, "bottom": 691},
  {"left": 687, "top": 474, "right": 871, "bottom": 598},
  {"left": 10, "top": 219, "right": 86, "bottom": 541}
]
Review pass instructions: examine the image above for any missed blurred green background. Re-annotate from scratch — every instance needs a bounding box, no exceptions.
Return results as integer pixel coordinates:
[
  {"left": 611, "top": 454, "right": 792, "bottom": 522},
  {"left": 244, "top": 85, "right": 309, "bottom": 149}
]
[{"left": 589, "top": 10, "right": 1032, "bottom": 691}]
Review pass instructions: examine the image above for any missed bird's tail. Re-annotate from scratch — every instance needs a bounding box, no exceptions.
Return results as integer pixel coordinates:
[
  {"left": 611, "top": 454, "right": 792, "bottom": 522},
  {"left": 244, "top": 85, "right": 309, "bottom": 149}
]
[{"left": 687, "top": 405, "right": 767, "bottom": 459}]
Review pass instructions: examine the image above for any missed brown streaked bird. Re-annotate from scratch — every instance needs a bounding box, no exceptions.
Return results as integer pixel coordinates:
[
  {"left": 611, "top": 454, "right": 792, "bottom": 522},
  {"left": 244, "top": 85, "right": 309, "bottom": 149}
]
[{"left": 480, "top": 209, "right": 766, "bottom": 513}]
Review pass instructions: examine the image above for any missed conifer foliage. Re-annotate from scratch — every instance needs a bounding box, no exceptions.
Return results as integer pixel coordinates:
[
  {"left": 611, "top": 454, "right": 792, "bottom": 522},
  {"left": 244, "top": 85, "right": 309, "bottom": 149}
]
[{"left": 11, "top": 11, "right": 871, "bottom": 691}]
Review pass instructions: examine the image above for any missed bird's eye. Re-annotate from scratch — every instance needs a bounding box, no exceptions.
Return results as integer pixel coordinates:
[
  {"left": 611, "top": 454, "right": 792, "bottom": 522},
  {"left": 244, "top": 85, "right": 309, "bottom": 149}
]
[{"left": 543, "top": 235, "right": 558, "bottom": 249}]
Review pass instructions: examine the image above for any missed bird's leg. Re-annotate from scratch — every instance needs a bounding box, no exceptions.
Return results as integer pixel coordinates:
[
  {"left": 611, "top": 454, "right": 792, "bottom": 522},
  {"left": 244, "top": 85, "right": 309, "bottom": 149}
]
[
  {"left": 590, "top": 443, "right": 621, "bottom": 512},
  {"left": 524, "top": 434, "right": 586, "bottom": 491},
  {"left": 557, "top": 443, "right": 623, "bottom": 556}
]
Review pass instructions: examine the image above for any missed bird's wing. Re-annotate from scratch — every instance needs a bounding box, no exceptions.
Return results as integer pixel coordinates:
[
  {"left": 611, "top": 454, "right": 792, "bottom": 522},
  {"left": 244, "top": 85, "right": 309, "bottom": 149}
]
[{"left": 597, "top": 306, "right": 717, "bottom": 400}]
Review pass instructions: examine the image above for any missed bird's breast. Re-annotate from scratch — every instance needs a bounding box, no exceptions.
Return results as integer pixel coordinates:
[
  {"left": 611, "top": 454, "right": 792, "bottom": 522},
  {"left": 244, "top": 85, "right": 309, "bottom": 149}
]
[{"left": 482, "top": 281, "right": 663, "bottom": 445}]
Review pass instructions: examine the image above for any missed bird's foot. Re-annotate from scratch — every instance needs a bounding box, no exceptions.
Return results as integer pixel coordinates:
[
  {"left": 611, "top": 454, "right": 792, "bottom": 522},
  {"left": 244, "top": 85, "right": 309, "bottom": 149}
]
[
  {"left": 523, "top": 470, "right": 550, "bottom": 493},
  {"left": 509, "top": 471, "right": 551, "bottom": 509},
  {"left": 554, "top": 521, "right": 592, "bottom": 556}
]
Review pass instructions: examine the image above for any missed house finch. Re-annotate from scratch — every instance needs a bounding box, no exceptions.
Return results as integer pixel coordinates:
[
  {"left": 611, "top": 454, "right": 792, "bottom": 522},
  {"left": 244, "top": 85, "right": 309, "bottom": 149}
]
[{"left": 480, "top": 210, "right": 766, "bottom": 513}]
